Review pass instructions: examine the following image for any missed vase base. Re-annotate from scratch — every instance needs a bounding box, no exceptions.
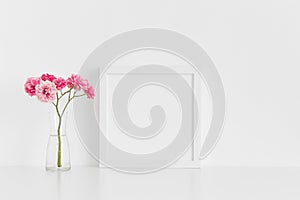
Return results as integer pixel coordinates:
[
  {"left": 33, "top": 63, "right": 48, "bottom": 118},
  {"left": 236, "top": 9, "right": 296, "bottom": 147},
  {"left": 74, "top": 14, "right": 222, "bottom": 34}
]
[
  {"left": 46, "top": 134, "right": 71, "bottom": 172},
  {"left": 45, "top": 166, "right": 71, "bottom": 172}
]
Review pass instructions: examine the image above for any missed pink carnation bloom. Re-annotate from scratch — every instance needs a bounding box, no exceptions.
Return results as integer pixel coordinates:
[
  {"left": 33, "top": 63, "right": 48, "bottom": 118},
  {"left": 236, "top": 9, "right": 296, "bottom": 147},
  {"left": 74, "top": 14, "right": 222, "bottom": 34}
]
[
  {"left": 41, "top": 73, "right": 56, "bottom": 82},
  {"left": 66, "top": 74, "right": 88, "bottom": 91},
  {"left": 84, "top": 85, "right": 95, "bottom": 99},
  {"left": 35, "top": 80, "right": 57, "bottom": 103},
  {"left": 24, "top": 77, "right": 40, "bottom": 96},
  {"left": 53, "top": 77, "right": 67, "bottom": 90}
]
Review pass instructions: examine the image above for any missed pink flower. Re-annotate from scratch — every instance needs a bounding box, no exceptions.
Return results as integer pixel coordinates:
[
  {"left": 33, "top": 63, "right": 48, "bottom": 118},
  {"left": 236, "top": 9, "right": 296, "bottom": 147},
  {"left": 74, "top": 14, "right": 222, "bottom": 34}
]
[
  {"left": 84, "top": 85, "right": 95, "bottom": 99},
  {"left": 66, "top": 74, "right": 88, "bottom": 91},
  {"left": 24, "top": 77, "right": 40, "bottom": 96},
  {"left": 41, "top": 73, "right": 56, "bottom": 82},
  {"left": 35, "top": 80, "right": 57, "bottom": 103},
  {"left": 53, "top": 77, "right": 67, "bottom": 90}
]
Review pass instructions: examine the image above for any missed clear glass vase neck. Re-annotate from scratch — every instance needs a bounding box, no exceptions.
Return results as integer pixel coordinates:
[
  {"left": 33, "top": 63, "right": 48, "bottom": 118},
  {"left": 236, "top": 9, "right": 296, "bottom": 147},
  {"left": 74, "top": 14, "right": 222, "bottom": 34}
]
[{"left": 48, "top": 107, "right": 68, "bottom": 136}]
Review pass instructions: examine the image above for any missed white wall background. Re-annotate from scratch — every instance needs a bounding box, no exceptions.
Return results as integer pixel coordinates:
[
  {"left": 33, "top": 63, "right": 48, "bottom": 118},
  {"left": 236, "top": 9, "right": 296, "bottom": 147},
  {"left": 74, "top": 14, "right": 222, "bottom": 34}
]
[{"left": 0, "top": 0, "right": 300, "bottom": 167}]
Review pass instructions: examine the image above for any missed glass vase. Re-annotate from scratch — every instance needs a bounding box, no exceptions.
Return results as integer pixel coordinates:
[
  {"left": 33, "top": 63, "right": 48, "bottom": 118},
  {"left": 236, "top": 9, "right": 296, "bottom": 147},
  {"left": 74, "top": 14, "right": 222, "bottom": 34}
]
[{"left": 46, "top": 109, "right": 71, "bottom": 171}]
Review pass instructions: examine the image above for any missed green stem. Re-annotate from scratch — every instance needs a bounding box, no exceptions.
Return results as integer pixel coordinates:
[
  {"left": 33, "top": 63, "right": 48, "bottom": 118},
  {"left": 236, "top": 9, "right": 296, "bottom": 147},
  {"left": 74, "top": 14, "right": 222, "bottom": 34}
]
[
  {"left": 52, "top": 90, "right": 84, "bottom": 168},
  {"left": 54, "top": 93, "right": 62, "bottom": 167},
  {"left": 57, "top": 115, "right": 62, "bottom": 167},
  {"left": 74, "top": 94, "right": 86, "bottom": 98},
  {"left": 59, "top": 88, "right": 72, "bottom": 100}
]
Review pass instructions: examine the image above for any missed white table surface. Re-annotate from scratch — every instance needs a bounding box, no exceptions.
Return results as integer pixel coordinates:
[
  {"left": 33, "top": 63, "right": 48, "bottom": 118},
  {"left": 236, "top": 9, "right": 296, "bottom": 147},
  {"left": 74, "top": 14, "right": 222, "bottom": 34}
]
[{"left": 0, "top": 166, "right": 299, "bottom": 200}]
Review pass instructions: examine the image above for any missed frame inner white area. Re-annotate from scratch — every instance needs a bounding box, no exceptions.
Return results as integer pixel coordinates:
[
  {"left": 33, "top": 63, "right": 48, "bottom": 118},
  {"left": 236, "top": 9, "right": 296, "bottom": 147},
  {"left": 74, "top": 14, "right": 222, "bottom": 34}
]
[{"left": 98, "top": 49, "right": 212, "bottom": 168}]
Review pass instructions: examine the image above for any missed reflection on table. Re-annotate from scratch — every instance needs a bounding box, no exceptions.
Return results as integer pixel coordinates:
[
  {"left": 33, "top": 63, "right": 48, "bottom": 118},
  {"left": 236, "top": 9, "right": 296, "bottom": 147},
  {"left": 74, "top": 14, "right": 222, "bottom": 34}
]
[{"left": 0, "top": 166, "right": 299, "bottom": 200}]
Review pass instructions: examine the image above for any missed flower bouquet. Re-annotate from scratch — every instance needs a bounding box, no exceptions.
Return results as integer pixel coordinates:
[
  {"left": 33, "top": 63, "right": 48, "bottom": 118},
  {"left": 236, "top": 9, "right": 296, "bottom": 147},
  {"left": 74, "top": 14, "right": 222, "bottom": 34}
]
[{"left": 24, "top": 73, "right": 95, "bottom": 171}]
